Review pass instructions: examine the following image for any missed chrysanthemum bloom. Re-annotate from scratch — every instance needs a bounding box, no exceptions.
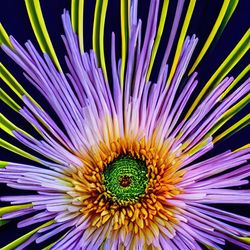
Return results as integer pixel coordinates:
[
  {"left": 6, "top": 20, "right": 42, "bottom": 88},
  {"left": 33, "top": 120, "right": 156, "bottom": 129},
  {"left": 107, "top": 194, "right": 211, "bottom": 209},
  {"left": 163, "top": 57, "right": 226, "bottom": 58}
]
[{"left": 0, "top": 0, "right": 249, "bottom": 249}]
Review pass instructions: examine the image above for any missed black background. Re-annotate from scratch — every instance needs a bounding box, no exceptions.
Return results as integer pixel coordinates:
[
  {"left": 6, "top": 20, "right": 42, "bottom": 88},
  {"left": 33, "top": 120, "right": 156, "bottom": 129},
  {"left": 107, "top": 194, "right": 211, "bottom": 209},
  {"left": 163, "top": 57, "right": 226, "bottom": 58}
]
[{"left": 0, "top": 0, "right": 249, "bottom": 249}]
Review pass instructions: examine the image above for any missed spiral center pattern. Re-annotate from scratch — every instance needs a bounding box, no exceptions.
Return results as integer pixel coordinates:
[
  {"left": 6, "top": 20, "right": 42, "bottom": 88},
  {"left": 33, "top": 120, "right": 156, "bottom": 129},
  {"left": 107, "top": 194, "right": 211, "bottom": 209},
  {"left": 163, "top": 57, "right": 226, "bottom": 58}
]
[{"left": 103, "top": 155, "right": 148, "bottom": 203}]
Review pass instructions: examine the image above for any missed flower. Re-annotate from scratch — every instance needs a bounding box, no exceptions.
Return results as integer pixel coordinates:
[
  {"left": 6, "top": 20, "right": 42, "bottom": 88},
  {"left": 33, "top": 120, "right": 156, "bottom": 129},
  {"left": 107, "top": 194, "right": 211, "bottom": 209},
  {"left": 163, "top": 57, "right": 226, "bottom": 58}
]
[{"left": 0, "top": 0, "right": 249, "bottom": 249}]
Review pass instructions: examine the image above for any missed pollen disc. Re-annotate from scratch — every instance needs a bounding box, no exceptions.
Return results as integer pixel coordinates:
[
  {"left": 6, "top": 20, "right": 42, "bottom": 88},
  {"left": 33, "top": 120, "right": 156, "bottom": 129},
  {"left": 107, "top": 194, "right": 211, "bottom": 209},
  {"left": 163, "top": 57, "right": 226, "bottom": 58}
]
[{"left": 103, "top": 155, "right": 148, "bottom": 203}]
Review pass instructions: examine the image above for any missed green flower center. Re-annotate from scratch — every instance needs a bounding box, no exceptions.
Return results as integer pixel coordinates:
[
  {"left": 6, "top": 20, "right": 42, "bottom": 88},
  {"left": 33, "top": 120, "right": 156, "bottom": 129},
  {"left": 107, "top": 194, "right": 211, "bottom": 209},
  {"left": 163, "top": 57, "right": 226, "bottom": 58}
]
[{"left": 103, "top": 155, "right": 148, "bottom": 203}]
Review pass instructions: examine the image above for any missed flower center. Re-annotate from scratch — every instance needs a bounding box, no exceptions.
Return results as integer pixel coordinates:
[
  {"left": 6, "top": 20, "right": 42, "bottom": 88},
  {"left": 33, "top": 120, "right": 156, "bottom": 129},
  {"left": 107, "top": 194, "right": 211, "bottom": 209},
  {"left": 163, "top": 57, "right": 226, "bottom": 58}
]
[
  {"left": 103, "top": 155, "right": 148, "bottom": 204},
  {"left": 119, "top": 175, "right": 132, "bottom": 187}
]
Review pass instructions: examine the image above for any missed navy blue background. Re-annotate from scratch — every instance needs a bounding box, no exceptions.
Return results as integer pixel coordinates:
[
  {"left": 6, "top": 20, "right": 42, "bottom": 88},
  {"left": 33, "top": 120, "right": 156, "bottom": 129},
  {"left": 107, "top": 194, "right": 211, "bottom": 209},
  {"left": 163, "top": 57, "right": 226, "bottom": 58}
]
[{"left": 0, "top": 0, "right": 249, "bottom": 249}]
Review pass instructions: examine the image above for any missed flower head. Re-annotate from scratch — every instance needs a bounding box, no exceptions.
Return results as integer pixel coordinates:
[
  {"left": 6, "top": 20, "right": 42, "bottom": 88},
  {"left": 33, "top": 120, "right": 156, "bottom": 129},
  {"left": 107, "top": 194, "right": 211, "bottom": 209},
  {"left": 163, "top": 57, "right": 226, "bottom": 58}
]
[{"left": 0, "top": 0, "right": 249, "bottom": 249}]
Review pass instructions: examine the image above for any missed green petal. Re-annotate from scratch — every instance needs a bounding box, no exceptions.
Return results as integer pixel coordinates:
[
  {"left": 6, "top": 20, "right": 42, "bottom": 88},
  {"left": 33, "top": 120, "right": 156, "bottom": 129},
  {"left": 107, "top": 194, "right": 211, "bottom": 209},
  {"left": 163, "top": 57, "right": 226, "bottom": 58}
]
[
  {"left": 146, "top": 0, "right": 169, "bottom": 81},
  {"left": 93, "top": 0, "right": 108, "bottom": 80},
  {"left": 219, "top": 64, "right": 250, "bottom": 101},
  {"left": 0, "top": 204, "right": 32, "bottom": 217},
  {"left": 185, "top": 28, "right": 250, "bottom": 119},
  {"left": 214, "top": 114, "right": 250, "bottom": 143},
  {"left": 71, "top": 0, "right": 84, "bottom": 53},
  {"left": 0, "top": 23, "right": 13, "bottom": 48},
  {"left": 0, "top": 63, "right": 41, "bottom": 108},
  {"left": 24, "top": 0, "right": 62, "bottom": 71},
  {"left": 0, "top": 88, "right": 21, "bottom": 112},
  {"left": 0, "top": 139, "right": 41, "bottom": 163},
  {"left": 167, "top": 0, "right": 197, "bottom": 85},
  {"left": 1, "top": 220, "right": 54, "bottom": 250},
  {"left": 120, "top": 0, "right": 130, "bottom": 88},
  {"left": 189, "top": 0, "right": 238, "bottom": 74},
  {"left": 0, "top": 161, "right": 9, "bottom": 168},
  {"left": 0, "top": 113, "right": 33, "bottom": 138}
]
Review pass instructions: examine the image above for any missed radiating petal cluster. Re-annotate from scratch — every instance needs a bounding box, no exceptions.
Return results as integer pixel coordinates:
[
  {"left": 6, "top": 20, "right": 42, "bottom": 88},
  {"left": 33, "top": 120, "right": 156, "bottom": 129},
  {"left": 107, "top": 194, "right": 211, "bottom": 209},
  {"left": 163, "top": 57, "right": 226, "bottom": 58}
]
[{"left": 0, "top": 0, "right": 249, "bottom": 249}]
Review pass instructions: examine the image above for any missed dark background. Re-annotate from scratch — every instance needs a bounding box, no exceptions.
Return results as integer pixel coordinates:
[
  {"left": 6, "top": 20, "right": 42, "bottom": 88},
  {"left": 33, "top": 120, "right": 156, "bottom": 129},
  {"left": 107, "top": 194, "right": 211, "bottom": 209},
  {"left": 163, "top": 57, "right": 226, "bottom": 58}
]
[{"left": 0, "top": 0, "right": 249, "bottom": 249}]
